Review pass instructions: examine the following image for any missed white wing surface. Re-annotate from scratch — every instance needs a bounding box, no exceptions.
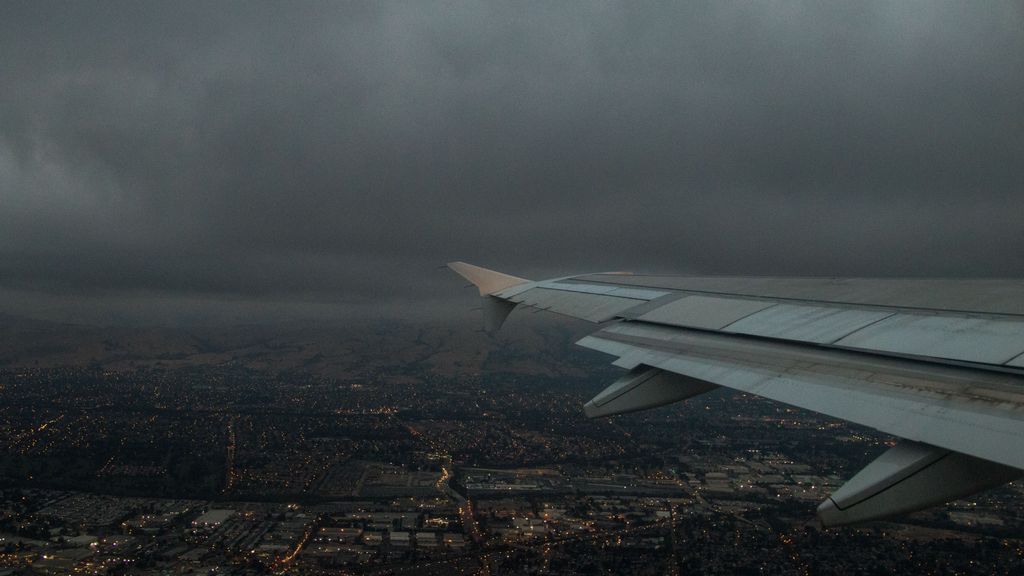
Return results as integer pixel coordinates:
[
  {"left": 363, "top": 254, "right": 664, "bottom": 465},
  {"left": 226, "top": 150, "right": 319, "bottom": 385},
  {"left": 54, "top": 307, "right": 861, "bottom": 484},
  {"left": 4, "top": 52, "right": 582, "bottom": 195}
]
[{"left": 448, "top": 262, "right": 1024, "bottom": 526}]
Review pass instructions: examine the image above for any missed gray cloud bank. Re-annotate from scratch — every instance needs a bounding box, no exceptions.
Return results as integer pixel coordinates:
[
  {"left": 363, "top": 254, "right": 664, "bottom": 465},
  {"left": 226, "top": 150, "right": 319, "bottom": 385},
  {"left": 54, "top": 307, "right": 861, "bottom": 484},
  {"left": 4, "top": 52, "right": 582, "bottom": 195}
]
[{"left": 1, "top": 1, "right": 1022, "bottom": 325}]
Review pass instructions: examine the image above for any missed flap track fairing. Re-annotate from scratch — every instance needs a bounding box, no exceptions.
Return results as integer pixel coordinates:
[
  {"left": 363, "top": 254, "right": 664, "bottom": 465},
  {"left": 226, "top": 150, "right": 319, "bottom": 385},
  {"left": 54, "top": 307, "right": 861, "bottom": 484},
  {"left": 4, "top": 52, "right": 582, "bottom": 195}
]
[
  {"left": 584, "top": 365, "right": 718, "bottom": 418},
  {"left": 817, "top": 440, "right": 1022, "bottom": 527}
]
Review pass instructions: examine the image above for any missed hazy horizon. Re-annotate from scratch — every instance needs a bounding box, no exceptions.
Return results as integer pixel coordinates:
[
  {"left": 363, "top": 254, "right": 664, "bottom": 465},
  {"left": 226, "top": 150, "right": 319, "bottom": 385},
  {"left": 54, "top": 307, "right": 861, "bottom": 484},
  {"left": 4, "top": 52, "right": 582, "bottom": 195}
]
[{"left": 3, "top": 1, "right": 1023, "bottom": 326}]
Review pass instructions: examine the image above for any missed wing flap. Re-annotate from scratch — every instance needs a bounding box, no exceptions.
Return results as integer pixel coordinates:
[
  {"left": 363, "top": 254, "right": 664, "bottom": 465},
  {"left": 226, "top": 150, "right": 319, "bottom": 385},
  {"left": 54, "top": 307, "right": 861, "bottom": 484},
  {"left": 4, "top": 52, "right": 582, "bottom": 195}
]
[{"left": 577, "top": 321, "right": 1024, "bottom": 470}]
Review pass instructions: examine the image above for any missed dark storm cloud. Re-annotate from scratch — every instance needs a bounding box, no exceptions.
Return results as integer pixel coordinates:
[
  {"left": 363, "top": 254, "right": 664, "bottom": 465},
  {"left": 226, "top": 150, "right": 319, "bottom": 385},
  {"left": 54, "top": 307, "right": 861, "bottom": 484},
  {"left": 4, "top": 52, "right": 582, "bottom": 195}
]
[{"left": 2, "top": 1, "right": 1023, "bottom": 324}]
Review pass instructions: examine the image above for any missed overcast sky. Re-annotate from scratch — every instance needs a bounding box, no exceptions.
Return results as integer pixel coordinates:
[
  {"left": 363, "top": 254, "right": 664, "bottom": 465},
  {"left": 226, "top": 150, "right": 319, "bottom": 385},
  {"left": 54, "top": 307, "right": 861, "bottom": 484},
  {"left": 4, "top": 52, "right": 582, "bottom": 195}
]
[{"left": 2, "top": 1, "right": 1022, "bottom": 325}]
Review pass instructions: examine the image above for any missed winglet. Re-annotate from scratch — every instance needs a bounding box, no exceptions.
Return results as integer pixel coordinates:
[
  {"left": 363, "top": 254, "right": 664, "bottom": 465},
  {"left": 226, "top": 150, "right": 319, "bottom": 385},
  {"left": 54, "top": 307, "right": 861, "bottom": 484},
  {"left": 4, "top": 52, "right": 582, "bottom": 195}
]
[
  {"left": 447, "top": 262, "right": 530, "bottom": 296},
  {"left": 448, "top": 262, "right": 530, "bottom": 333}
]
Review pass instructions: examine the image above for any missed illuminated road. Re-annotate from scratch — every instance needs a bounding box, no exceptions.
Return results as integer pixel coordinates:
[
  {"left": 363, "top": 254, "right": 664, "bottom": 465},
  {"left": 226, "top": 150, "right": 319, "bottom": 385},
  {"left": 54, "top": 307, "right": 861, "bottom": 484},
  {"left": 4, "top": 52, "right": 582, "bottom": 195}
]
[
  {"left": 223, "top": 417, "right": 237, "bottom": 494},
  {"left": 11, "top": 415, "right": 64, "bottom": 455}
]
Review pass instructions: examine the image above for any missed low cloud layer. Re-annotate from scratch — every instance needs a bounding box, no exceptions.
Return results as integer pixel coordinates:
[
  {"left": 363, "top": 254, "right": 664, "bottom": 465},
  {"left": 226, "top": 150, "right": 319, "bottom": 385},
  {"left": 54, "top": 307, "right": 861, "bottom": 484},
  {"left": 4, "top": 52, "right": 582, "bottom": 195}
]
[{"left": 2, "top": 2, "right": 1022, "bottom": 325}]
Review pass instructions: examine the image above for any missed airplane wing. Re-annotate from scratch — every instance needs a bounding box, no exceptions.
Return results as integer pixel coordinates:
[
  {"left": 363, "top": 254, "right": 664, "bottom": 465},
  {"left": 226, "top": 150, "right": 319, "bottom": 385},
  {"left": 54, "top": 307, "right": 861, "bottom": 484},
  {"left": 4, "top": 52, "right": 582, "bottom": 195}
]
[{"left": 447, "top": 262, "right": 1024, "bottom": 527}]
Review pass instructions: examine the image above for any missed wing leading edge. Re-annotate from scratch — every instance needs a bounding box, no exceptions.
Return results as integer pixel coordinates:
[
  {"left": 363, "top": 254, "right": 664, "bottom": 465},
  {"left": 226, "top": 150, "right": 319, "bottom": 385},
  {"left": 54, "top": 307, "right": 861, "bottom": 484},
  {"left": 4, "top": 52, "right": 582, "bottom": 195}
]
[{"left": 448, "top": 262, "right": 1024, "bottom": 527}]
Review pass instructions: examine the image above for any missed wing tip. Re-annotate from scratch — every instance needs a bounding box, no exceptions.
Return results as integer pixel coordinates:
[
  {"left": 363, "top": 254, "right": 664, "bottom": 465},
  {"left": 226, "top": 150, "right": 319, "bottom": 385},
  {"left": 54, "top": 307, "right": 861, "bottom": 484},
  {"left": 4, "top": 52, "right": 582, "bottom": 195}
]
[{"left": 447, "top": 261, "right": 530, "bottom": 296}]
